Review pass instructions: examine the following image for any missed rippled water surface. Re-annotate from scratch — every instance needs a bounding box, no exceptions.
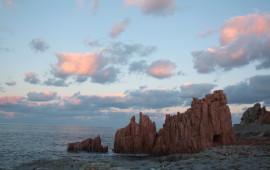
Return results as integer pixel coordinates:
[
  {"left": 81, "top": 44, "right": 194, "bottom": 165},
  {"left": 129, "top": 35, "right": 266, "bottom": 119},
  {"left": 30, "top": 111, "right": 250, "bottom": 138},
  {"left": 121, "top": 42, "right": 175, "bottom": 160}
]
[{"left": 0, "top": 123, "right": 119, "bottom": 169}]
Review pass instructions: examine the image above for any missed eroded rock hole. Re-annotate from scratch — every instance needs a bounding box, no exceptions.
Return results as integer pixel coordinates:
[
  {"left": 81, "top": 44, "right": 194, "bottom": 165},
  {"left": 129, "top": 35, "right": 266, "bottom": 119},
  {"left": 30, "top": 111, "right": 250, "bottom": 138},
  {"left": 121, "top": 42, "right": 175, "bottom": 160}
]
[{"left": 213, "top": 134, "right": 222, "bottom": 144}]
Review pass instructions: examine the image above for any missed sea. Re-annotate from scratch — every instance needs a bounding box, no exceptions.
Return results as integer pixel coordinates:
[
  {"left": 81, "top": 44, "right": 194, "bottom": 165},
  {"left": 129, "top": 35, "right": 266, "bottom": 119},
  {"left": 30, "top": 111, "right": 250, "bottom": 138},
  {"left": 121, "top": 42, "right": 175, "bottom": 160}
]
[{"left": 0, "top": 123, "right": 123, "bottom": 169}]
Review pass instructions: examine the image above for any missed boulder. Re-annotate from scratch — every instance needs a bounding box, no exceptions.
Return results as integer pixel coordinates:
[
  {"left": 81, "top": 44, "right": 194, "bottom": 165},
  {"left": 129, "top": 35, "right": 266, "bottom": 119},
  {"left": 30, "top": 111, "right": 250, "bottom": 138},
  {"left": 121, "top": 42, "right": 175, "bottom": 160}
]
[
  {"left": 68, "top": 135, "right": 108, "bottom": 153},
  {"left": 114, "top": 90, "right": 236, "bottom": 155},
  {"left": 240, "top": 103, "right": 270, "bottom": 125}
]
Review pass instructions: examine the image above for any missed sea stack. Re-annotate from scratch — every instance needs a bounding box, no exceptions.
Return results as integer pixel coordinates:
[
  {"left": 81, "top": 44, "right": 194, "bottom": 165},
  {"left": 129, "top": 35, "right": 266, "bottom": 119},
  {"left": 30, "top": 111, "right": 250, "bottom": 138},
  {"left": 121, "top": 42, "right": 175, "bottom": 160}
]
[
  {"left": 114, "top": 90, "right": 236, "bottom": 155},
  {"left": 68, "top": 135, "right": 108, "bottom": 153}
]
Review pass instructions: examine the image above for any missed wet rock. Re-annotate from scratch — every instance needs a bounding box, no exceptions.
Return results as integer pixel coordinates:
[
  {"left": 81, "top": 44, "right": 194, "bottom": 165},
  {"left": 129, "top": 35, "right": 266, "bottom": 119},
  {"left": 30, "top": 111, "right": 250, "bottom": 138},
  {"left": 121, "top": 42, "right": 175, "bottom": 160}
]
[{"left": 67, "top": 135, "right": 108, "bottom": 153}]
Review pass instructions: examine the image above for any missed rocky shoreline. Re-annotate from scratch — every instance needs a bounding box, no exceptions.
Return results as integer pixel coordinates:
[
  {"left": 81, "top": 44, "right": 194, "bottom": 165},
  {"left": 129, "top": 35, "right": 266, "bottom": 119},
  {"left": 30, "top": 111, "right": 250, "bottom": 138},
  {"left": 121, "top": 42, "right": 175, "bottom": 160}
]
[
  {"left": 14, "top": 92, "right": 270, "bottom": 170},
  {"left": 15, "top": 144, "right": 270, "bottom": 170}
]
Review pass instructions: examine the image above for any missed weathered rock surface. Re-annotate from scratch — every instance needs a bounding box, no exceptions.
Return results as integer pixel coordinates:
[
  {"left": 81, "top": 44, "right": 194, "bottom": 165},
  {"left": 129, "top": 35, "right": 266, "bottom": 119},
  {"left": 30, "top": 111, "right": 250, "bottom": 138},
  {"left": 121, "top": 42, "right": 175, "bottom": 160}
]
[
  {"left": 114, "top": 90, "right": 236, "bottom": 155},
  {"left": 68, "top": 135, "right": 108, "bottom": 153},
  {"left": 114, "top": 112, "right": 157, "bottom": 153},
  {"left": 240, "top": 103, "right": 270, "bottom": 125}
]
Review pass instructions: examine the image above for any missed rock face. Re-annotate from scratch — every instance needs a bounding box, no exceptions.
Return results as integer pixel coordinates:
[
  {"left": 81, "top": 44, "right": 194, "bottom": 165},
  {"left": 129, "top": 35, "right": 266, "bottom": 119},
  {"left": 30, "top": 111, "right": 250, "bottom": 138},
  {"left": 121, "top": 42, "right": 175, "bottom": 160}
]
[
  {"left": 114, "top": 90, "right": 236, "bottom": 155},
  {"left": 240, "top": 103, "right": 270, "bottom": 125},
  {"left": 68, "top": 135, "right": 108, "bottom": 153},
  {"left": 114, "top": 113, "right": 157, "bottom": 153}
]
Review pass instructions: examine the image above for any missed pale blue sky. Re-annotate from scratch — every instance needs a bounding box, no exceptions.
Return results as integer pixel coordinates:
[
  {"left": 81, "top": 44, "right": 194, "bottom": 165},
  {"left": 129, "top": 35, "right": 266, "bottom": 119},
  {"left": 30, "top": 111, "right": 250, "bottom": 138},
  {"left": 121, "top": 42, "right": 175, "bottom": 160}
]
[{"left": 0, "top": 0, "right": 270, "bottom": 127}]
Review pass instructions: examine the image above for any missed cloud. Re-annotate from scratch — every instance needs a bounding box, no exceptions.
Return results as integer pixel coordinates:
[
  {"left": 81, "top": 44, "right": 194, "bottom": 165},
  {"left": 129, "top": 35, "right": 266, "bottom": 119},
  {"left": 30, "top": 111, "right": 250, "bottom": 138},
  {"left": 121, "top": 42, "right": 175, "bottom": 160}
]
[
  {"left": 91, "top": 67, "right": 120, "bottom": 84},
  {"left": 180, "top": 83, "right": 216, "bottom": 98},
  {"left": 85, "top": 37, "right": 102, "bottom": 47},
  {"left": 110, "top": 18, "right": 130, "bottom": 38},
  {"left": 32, "top": 41, "right": 156, "bottom": 86},
  {"left": 177, "top": 71, "right": 185, "bottom": 76},
  {"left": 0, "top": 84, "right": 220, "bottom": 126},
  {"left": 51, "top": 52, "right": 120, "bottom": 84},
  {"left": 0, "top": 111, "right": 15, "bottom": 118},
  {"left": 4, "top": 0, "right": 13, "bottom": 7},
  {"left": 0, "top": 84, "right": 5, "bottom": 92},
  {"left": 129, "top": 60, "right": 148, "bottom": 74},
  {"left": 75, "top": 76, "right": 88, "bottom": 83},
  {"left": 102, "top": 42, "right": 157, "bottom": 64},
  {"left": 27, "top": 91, "right": 58, "bottom": 102},
  {"left": 43, "top": 78, "right": 69, "bottom": 87},
  {"left": 192, "top": 13, "right": 270, "bottom": 73},
  {"left": 52, "top": 52, "right": 108, "bottom": 78},
  {"left": 197, "top": 29, "right": 215, "bottom": 38},
  {"left": 90, "top": 0, "right": 99, "bottom": 13},
  {"left": 24, "top": 72, "right": 41, "bottom": 85},
  {"left": 125, "top": 0, "right": 176, "bottom": 16},
  {"left": 29, "top": 38, "right": 49, "bottom": 53},
  {"left": 125, "top": 88, "right": 181, "bottom": 109},
  {"left": 0, "top": 84, "right": 213, "bottom": 114},
  {"left": 128, "top": 59, "right": 177, "bottom": 79},
  {"left": 224, "top": 75, "right": 270, "bottom": 104},
  {"left": 0, "top": 96, "right": 25, "bottom": 105},
  {"left": 147, "top": 60, "right": 176, "bottom": 79},
  {"left": 5, "top": 81, "right": 16, "bottom": 86}
]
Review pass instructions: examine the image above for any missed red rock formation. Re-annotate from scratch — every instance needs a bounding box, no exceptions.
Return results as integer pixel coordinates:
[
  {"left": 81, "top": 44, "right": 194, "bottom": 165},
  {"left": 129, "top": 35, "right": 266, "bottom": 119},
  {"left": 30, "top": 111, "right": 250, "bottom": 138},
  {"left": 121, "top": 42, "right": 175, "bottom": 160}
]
[
  {"left": 240, "top": 103, "right": 270, "bottom": 124},
  {"left": 153, "top": 90, "right": 236, "bottom": 155},
  {"left": 114, "top": 90, "right": 236, "bottom": 155},
  {"left": 68, "top": 135, "right": 108, "bottom": 153},
  {"left": 114, "top": 112, "right": 157, "bottom": 153},
  {"left": 256, "top": 106, "right": 270, "bottom": 124}
]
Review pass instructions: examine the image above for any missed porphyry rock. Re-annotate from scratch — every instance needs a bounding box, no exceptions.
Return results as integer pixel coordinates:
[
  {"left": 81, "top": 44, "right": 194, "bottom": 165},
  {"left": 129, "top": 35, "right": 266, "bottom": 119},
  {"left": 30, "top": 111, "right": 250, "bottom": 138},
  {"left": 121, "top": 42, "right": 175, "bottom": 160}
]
[
  {"left": 240, "top": 103, "right": 270, "bottom": 125},
  {"left": 68, "top": 135, "right": 108, "bottom": 153},
  {"left": 114, "top": 90, "right": 236, "bottom": 155},
  {"left": 114, "top": 112, "right": 157, "bottom": 153}
]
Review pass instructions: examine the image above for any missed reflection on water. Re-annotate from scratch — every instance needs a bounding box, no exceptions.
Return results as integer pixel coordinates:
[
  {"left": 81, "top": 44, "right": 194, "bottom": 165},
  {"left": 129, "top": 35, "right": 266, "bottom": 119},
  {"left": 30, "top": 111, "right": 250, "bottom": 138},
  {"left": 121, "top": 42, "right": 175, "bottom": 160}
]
[{"left": 0, "top": 123, "right": 117, "bottom": 169}]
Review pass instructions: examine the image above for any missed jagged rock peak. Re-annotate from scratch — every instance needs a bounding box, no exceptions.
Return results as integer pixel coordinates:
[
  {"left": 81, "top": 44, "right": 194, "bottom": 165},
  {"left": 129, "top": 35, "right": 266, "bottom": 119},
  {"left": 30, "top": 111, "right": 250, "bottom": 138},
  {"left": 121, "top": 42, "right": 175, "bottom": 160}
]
[
  {"left": 114, "top": 112, "right": 157, "bottom": 154},
  {"left": 114, "top": 90, "right": 236, "bottom": 155}
]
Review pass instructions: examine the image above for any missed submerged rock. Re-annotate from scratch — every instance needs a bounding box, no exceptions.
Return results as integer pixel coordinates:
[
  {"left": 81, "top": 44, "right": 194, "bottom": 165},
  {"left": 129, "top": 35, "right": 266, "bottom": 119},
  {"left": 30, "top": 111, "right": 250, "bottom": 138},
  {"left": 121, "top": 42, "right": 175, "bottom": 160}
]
[
  {"left": 240, "top": 103, "right": 270, "bottom": 125},
  {"left": 114, "top": 90, "right": 236, "bottom": 155},
  {"left": 68, "top": 135, "right": 108, "bottom": 153}
]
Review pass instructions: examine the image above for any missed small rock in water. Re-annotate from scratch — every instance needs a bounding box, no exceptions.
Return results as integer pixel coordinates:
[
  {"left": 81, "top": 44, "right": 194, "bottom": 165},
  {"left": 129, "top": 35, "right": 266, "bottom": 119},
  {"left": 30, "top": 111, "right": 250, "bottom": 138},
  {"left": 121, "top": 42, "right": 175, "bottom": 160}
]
[{"left": 67, "top": 135, "right": 108, "bottom": 153}]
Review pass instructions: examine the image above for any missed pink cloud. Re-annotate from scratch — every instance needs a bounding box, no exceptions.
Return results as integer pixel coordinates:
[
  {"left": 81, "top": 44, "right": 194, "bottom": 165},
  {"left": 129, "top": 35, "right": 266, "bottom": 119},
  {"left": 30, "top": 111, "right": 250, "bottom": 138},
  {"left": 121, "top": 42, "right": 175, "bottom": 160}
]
[
  {"left": 147, "top": 60, "right": 176, "bottom": 79},
  {"left": 5, "top": 0, "right": 13, "bottom": 7},
  {"left": 110, "top": 18, "right": 130, "bottom": 38},
  {"left": 192, "top": 12, "right": 270, "bottom": 73},
  {"left": 62, "top": 96, "right": 81, "bottom": 105},
  {"left": 0, "top": 96, "right": 24, "bottom": 105},
  {"left": 220, "top": 13, "right": 270, "bottom": 45},
  {"left": 125, "top": 0, "right": 176, "bottom": 16},
  {"left": 90, "top": 0, "right": 99, "bottom": 13},
  {"left": 24, "top": 72, "right": 41, "bottom": 84},
  {"left": 53, "top": 52, "right": 107, "bottom": 77}
]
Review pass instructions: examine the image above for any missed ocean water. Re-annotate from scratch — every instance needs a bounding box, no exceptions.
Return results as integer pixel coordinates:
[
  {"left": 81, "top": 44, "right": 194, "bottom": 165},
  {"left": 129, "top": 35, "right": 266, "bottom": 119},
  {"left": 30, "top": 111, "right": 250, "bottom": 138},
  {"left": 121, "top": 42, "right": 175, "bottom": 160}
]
[{"left": 0, "top": 123, "right": 119, "bottom": 169}]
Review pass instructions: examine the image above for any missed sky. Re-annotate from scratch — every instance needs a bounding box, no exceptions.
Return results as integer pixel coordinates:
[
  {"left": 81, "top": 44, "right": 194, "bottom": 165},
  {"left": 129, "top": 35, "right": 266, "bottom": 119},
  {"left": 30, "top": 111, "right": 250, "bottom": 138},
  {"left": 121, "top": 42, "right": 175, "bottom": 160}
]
[{"left": 0, "top": 0, "right": 270, "bottom": 127}]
